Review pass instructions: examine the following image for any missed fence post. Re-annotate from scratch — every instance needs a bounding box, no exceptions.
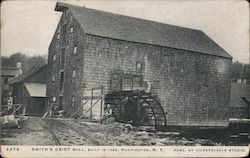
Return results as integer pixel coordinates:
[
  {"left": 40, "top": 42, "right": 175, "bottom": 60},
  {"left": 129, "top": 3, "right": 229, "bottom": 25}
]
[
  {"left": 137, "top": 90, "right": 141, "bottom": 123},
  {"left": 100, "top": 86, "right": 104, "bottom": 120},
  {"left": 13, "top": 104, "right": 16, "bottom": 115},
  {"left": 90, "top": 87, "right": 93, "bottom": 118},
  {"left": 22, "top": 105, "right": 26, "bottom": 116}
]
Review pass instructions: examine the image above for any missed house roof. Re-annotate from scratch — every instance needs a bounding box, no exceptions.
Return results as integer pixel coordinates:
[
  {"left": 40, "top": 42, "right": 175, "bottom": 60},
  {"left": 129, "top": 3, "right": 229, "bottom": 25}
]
[
  {"left": 55, "top": 2, "right": 232, "bottom": 59},
  {"left": 1, "top": 67, "right": 19, "bottom": 77},
  {"left": 230, "top": 83, "right": 250, "bottom": 108},
  {"left": 24, "top": 83, "right": 46, "bottom": 97},
  {"left": 9, "top": 65, "right": 46, "bottom": 84}
]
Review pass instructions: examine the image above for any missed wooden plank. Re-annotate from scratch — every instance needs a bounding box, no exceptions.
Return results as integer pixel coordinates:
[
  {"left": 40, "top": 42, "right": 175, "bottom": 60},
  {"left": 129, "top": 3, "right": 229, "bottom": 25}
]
[
  {"left": 11, "top": 104, "right": 23, "bottom": 115},
  {"left": 71, "top": 98, "right": 90, "bottom": 118},
  {"left": 80, "top": 97, "right": 101, "bottom": 119}
]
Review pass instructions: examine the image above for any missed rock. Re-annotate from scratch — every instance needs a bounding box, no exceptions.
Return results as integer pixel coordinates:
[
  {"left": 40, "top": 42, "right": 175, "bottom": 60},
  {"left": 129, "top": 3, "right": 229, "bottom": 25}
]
[
  {"left": 179, "top": 140, "right": 193, "bottom": 145},
  {"left": 159, "top": 138, "right": 176, "bottom": 145},
  {"left": 150, "top": 141, "right": 156, "bottom": 145},
  {"left": 140, "top": 135, "right": 151, "bottom": 141},
  {"left": 124, "top": 124, "right": 133, "bottom": 132},
  {"left": 195, "top": 139, "right": 216, "bottom": 146},
  {"left": 135, "top": 131, "right": 148, "bottom": 137},
  {"left": 157, "top": 132, "right": 180, "bottom": 138},
  {"left": 0, "top": 115, "right": 19, "bottom": 128},
  {"left": 156, "top": 142, "right": 165, "bottom": 146}
]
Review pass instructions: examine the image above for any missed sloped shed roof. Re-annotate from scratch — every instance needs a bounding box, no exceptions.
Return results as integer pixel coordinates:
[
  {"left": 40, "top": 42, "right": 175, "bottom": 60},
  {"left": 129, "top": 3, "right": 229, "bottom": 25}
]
[
  {"left": 9, "top": 65, "right": 46, "bottom": 84},
  {"left": 24, "top": 83, "right": 46, "bottom": 97},
  {"left": 230, "top": 83, "right": 250, "bottom": 108},
  {"left": 55, "top": 2, "right": 232, "bottom": 58}
]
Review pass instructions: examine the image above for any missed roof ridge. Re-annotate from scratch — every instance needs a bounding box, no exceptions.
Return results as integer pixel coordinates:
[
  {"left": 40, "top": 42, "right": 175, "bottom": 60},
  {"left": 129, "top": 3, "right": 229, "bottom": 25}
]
[
  {"left": 55, "top": 2, "right": 232, "bottom": 59},
  {"left": 56, "top": 2, "right": 202, "bottom": 32}
]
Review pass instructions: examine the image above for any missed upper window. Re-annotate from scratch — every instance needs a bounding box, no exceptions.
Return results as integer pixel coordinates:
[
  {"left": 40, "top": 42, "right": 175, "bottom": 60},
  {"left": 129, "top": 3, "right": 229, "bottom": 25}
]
[
  {"left": 136, "top": 61, "right": 145, "bottom": 73},
  {"left": 71, "top": 95, "right": 75, "bottom": 107},
  {"left": 53, "top": 54, "right": 57, "bottom": 61},
  {"left": 73, "top": 46, "right": 77, "bottom": 54},
  {"left": 56, "top": 32, "right": 60, "bottom": 39},
  {"left": 70, "top": 26, "right": 74, "bottom": 33},
  {"left": 72, "top": 70, "right": 76, "bottom": 78},
  {"left": 60, "top": 71, "right": 64, "bottom": 92}
]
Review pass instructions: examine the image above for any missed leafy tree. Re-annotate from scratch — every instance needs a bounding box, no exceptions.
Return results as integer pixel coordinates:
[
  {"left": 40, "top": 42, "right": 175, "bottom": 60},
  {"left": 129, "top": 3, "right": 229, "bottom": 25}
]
[
  {"left": 1, "top": 52, "right": 47, "bottom": 72},
  {"left": 232, "top": 61, "right": 242, "bottom": 79},
  {"left": 232, "top": 61, "right": 250, "bottom": 83}
]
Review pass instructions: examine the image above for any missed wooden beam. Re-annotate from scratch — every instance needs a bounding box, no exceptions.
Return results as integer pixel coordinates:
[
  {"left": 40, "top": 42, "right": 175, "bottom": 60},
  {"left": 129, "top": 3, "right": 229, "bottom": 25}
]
[
  {"left": 11, "top": 104, "right": 23, "bottom": 115},
  {"left": 90, "top": 87, "right": 93, "bottom": 118},
  {"left": 100, "top": 86, "right": 104, "bottom": 119},
  {"left": 71, "top": 98, "right": 90, "bottom": 118}
]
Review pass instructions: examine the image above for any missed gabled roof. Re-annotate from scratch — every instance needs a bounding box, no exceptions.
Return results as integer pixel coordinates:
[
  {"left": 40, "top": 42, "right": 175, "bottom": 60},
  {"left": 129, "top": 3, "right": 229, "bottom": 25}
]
[
  {"left": 230, "top": 83, "right": 250, "bottom": 108},
  {"left": 1, "top": 67, "right": 19, "bottom": 77},
  {"left": 55, "top": 2, "right": 232, "bottom": 59},
  {"left": 24, "top": 83, "right": 46, "bottom": 97},
  {"left": 9, "top": 65, "right": 46, "bottom": 84}
]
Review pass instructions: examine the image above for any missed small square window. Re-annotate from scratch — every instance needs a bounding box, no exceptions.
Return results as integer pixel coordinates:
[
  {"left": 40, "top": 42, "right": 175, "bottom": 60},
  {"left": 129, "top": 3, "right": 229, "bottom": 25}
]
[
  {"left": 136, "top": 62, "right": 142, "bottom": 69},
  {"left": 71, "top": 95, "right": 75, "bottom": 107},
  {"left": 136, "top": 61, "right": 145, "bottom": 73},
  {"left": 70, "top": 26, "right": 74, "bottom": 33},
  {"left": 57, "top": 32, "right": 60, "bottom": 39},
  {"left": 72, "top": 70, "right": 76, "bottom": 78},
  {"left": 53, "top": 54, "right": 57, "bottom": 61},
  {"left": 73, "top": 46, "right": 77, "bottom": 54}
]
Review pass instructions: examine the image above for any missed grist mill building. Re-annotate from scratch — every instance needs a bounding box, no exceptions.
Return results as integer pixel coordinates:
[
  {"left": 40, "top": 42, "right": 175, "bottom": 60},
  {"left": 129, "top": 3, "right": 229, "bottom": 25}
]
[{"left": 47, "top": 2, "right": 232, "bottom": 129}]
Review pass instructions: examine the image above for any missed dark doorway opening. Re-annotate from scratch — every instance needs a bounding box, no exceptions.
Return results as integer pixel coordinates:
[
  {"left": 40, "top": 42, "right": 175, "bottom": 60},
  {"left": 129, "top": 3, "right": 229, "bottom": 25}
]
[{"left": 59, "top": 96, "right": 63, "bottom": 110}]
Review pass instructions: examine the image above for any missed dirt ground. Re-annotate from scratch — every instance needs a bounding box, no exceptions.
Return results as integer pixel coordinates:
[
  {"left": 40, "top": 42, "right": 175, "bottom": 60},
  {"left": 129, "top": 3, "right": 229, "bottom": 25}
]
[{"left": 0, "top": 117, "right": 225, "bottom": 146}]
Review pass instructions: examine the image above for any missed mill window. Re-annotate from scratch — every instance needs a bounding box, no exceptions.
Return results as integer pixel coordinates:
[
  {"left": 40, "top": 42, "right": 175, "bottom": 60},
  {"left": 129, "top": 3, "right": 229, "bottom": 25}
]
[
  {"left": 71, "top": 95, "right": 75, "bottom": 107},
  {"left": 136, "top": 61, "right": 145, "bottom": 73},
  {"left": 70, "top": 26, "right": 74, "bottom": 33},
  {"left": 59, "top": 96, "right": 63, "bottom": 110},
  {"left": 73, "top": 46, "right": 77, "bottom": 54},
  {"left": 60, "top": 71, "right": 64, "bottom": 92},
  {"left": 53, "top": 54, "right": 57, "bottom": 61},
  {"left": 56, "top": 32, "right": 60, "bottom": 39},
  {"left": 72, "top": 70, "right": 76, "bottom": 78},
  {"left": 53, "top": 97, "right": 56, "bottom": 102}
]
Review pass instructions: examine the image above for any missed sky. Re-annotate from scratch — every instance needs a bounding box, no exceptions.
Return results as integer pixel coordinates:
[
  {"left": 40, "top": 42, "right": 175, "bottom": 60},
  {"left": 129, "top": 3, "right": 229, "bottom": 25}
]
[{"left": 1, "top": 0, "right": 249, "bottom": 64}]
